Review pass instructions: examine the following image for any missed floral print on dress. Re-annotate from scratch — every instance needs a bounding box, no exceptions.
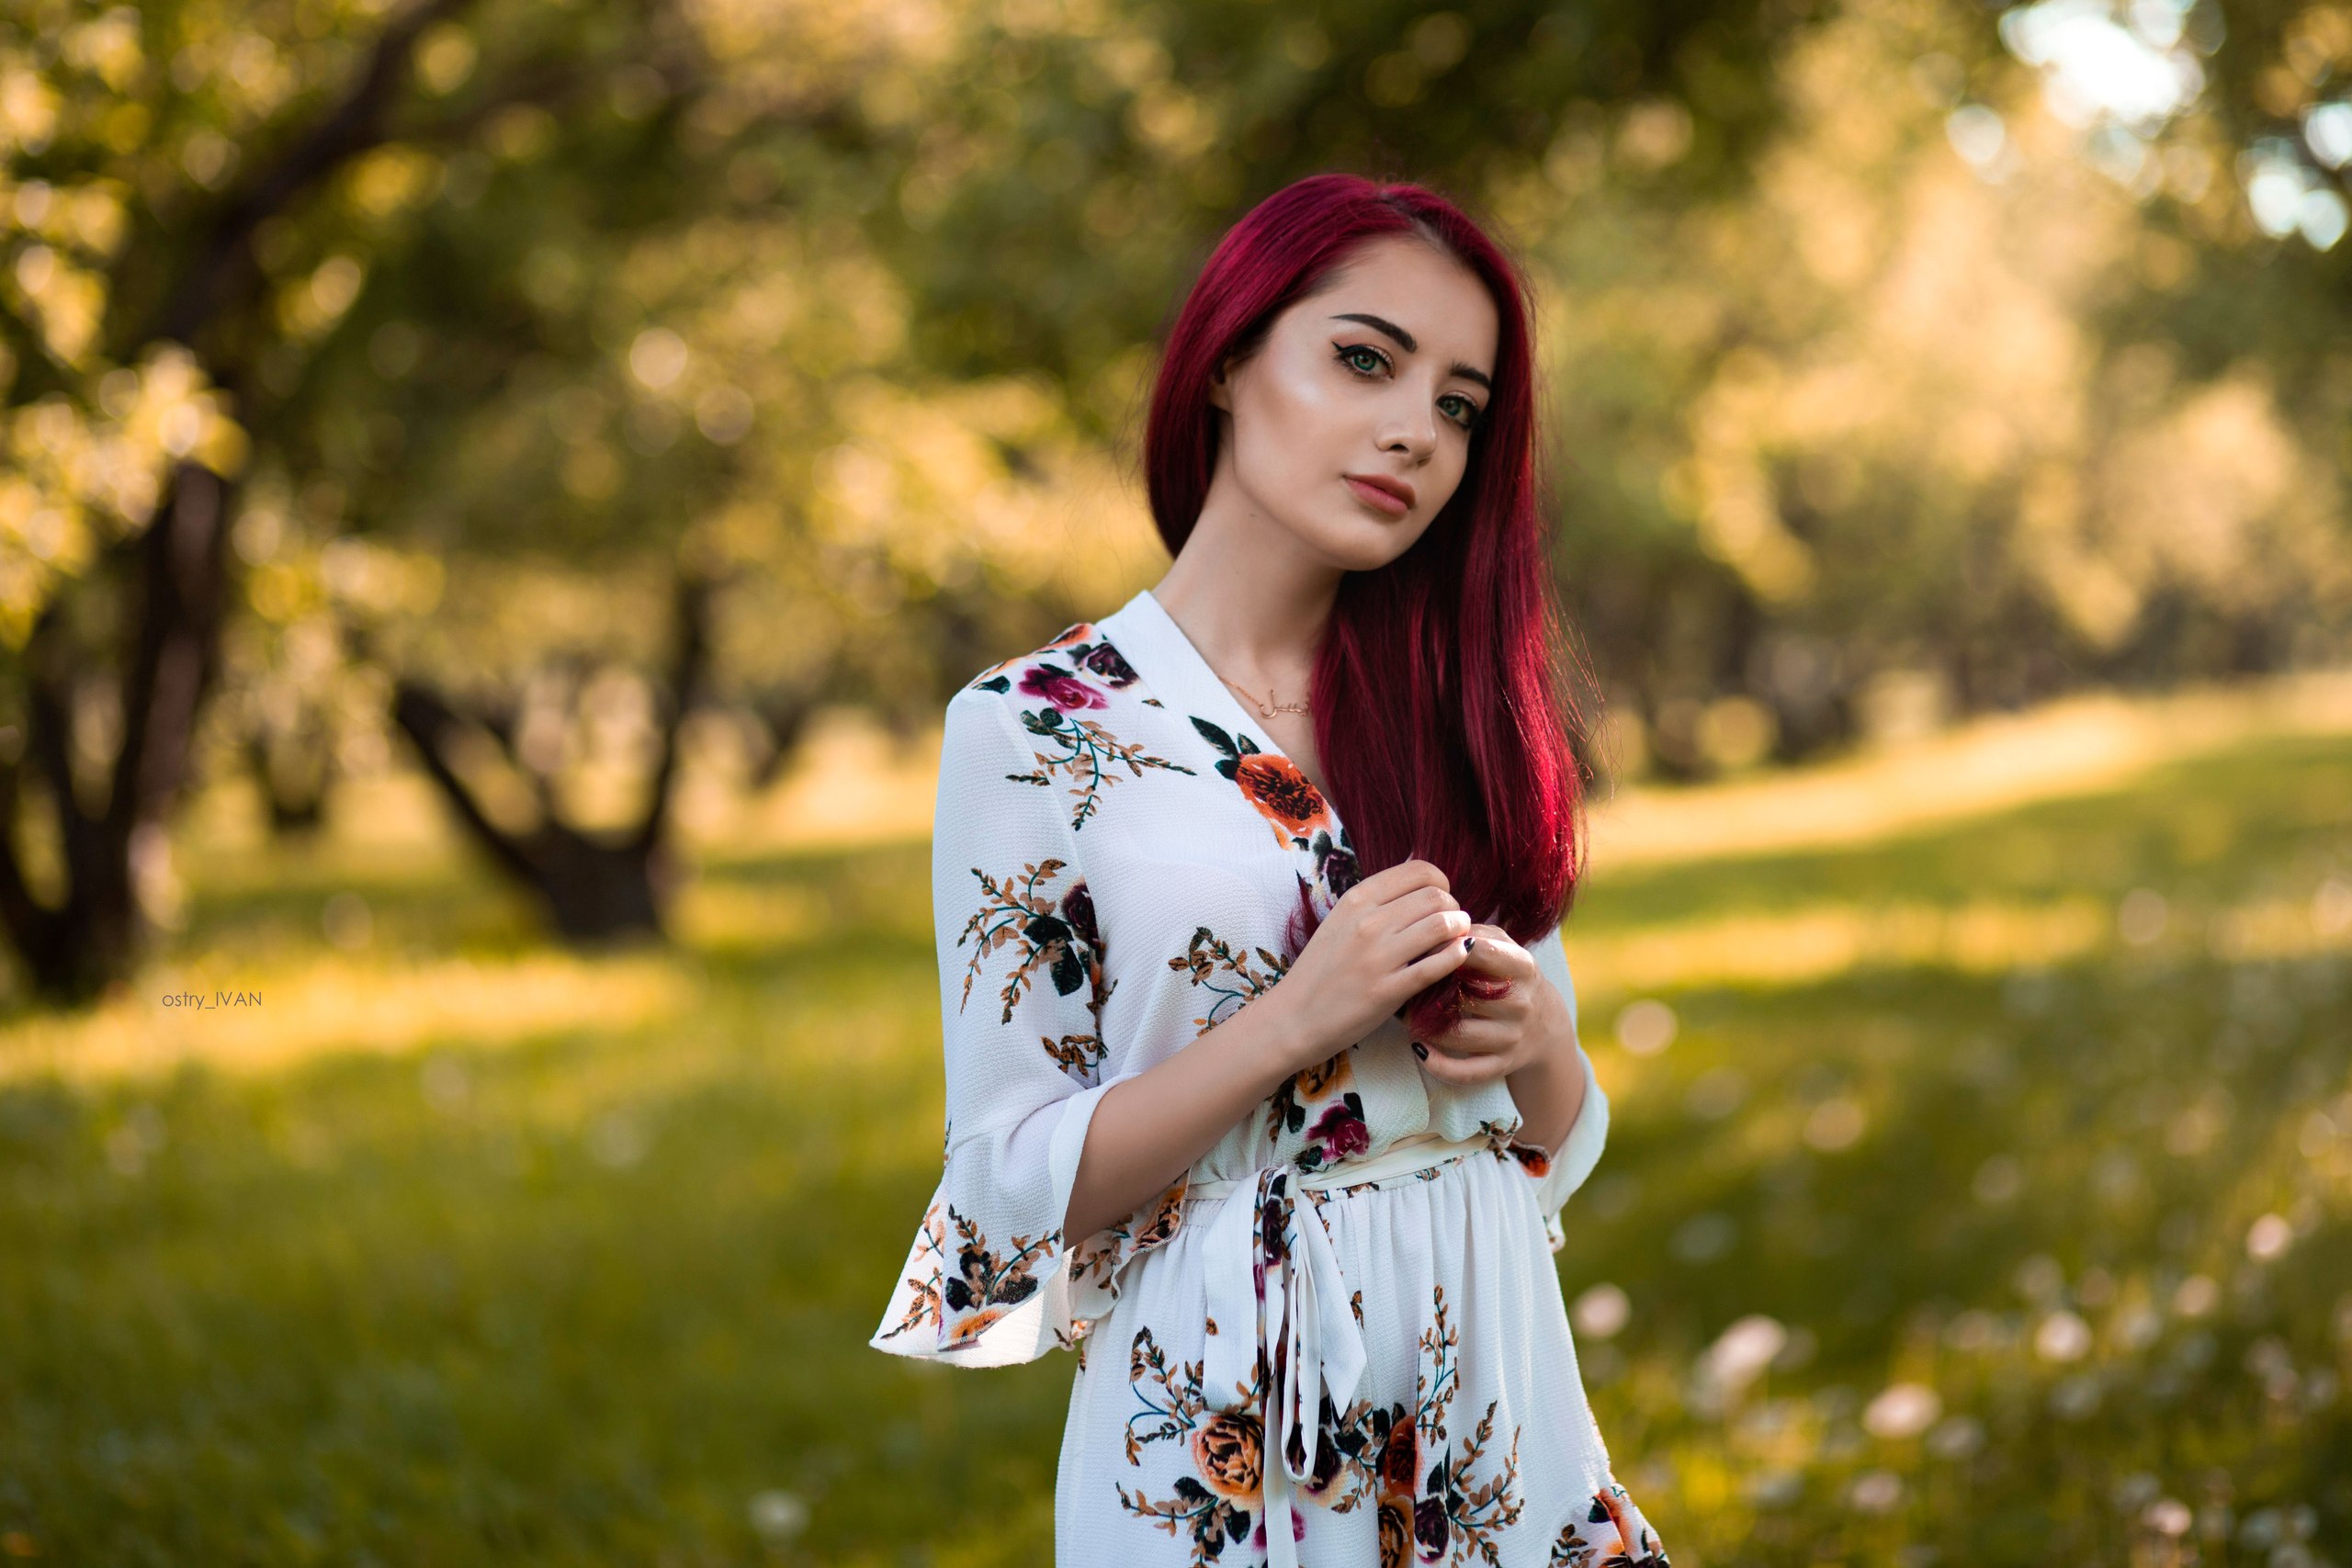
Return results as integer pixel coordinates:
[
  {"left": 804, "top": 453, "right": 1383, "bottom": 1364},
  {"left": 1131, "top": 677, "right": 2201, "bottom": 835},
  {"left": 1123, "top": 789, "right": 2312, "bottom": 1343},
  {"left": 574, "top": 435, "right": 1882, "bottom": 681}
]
[
  {"left": 1188, "top": 716, "right": 1362, "bottom": 899},
  {"left": 1549, "top": 1482, "right": 1673, "bottom": 1567},
  {"left": 1406, "top": 1282, "right": 1525, "bottom": 1563},
  {"left": 1011, "top": 700, "right": 1198, "bottom": 833},
  {"left": 972, "top": 624, "right": 1197, "bottom": 834},
  {"left": 1167, "top": 921, "right": 1291, "bottom": 1034},
  {"left": 1118, "top": 1325, "right": 1267, "bottom": 1563},
  {"left": 874, "top": 1196, "right": 1053, "bottom": 1351},
  {"left": 954, "top": 853, "right": 1112, "bottom": 1083}
]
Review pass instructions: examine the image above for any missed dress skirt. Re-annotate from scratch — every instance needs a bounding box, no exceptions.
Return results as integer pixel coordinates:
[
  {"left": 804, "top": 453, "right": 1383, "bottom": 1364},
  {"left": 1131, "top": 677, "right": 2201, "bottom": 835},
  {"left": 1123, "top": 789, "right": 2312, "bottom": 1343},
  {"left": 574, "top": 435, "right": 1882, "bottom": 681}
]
[{"left": 1053, "top": 1144, "right": 1671, "bottom": 1567}]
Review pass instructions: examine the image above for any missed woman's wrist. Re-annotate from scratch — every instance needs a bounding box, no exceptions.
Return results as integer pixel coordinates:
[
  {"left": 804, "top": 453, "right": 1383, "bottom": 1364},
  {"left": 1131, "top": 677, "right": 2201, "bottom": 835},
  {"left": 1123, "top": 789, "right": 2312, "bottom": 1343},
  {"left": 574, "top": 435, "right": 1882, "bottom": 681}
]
[
  {"left": 1503, "top": 978, "right": 1585, "bottom": 1153},
  {"left": 1252, "top": 985, "right": 1338, "bottom": 1079}
]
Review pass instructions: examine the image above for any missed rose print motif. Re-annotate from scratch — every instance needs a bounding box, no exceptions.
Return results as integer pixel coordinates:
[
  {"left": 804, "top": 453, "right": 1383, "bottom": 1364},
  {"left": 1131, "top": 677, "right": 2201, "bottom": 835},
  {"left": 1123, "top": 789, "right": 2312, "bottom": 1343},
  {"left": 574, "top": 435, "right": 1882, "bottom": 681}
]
[
  {"left": 1191, "top": 716, "right": 1333, "bottom": 849},
  {"left": 1549, "top": 1481, "right": 1673, "bottom": 1567},
  {"left": 1018, "top": 660, "right": 1110, "bottom": 712},
  {"left": 1317, "top": 829, "right": 1362, "bottom": 897},
  {"left": 1119, "top": 1326, "right": 1264, "bottom": 1563},
  {"left": 1079, "top": 640, "right": 1141, "bottom": 686},
  {"left": 1191, "top": 1411, "right": 1265, "bottom": 1499},
  {"left": 1298, "top": 1094, "right": 1372, "bottom": 1172},
  {"left": 1377, "top": 1495, "right": 1415, "bottom": 1567},
  {"left": 1264, "top": 1029, "right": 1367, "bottom": 1173}
]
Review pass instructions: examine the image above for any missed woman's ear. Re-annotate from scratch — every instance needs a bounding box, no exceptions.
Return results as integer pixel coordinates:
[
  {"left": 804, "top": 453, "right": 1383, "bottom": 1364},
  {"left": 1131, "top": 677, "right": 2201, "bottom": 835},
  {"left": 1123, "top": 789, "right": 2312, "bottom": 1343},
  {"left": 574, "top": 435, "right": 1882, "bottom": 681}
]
[{"left": 1206, "top": 355, "right": 1233, "bottom": 412}]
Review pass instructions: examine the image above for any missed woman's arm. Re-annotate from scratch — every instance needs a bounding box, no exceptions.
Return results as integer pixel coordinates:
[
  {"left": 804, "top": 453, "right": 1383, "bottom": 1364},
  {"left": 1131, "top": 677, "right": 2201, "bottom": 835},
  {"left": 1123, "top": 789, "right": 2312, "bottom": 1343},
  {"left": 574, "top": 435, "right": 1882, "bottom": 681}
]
[{"left": 1063, "top": 986, "right": 1315, "bottom": 1241}]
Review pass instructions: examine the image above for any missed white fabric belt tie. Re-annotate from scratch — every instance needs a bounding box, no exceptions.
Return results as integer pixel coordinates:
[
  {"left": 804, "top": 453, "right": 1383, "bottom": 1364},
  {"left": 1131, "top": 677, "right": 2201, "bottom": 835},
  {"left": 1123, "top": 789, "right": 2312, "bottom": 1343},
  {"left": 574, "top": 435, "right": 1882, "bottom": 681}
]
[{"left": 1184, "top": 1131, "right": 1488, "bottom": 1568}]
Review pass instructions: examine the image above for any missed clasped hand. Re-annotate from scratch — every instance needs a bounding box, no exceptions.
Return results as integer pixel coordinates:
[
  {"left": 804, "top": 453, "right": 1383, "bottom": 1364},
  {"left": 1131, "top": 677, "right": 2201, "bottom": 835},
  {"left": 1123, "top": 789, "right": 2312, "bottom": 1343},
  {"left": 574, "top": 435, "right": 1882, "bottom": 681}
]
[{"left": 1267, "top": 858, "right": 1573, "bottom": 1086}]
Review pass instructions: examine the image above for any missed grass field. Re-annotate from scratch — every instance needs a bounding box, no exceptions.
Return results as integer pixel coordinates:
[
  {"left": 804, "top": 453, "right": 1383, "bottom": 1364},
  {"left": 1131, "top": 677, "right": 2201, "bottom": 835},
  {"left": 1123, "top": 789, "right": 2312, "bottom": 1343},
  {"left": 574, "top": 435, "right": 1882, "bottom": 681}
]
[{"left": 2, "top": 676, "right": 2347, "bottom": 1566}]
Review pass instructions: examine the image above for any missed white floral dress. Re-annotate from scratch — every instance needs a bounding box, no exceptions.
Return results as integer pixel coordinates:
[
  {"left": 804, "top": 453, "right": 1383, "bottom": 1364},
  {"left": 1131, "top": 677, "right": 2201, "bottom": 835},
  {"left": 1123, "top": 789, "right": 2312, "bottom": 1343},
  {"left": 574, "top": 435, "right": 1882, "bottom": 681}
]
[{"left": 870, "top": 587, "right": 1671, "bottom": 1568}]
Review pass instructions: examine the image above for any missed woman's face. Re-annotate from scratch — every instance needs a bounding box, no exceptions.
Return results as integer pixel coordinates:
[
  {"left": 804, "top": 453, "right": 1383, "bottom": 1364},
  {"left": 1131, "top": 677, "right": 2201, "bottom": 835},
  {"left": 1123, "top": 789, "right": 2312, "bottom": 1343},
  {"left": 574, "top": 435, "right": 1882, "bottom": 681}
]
[{"left": 1207, "top": 233, "right": 1500, "bottom": 572}]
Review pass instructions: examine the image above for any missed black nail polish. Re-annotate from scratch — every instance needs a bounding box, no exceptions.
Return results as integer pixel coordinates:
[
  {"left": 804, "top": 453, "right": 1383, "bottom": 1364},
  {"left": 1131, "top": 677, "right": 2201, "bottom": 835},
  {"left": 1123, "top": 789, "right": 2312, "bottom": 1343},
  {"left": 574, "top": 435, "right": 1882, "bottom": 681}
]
[
  {"left": 1411, "top": 1041, "right": 1429, "bottom": 1059},
  {"left": 1462, "top": 935, "right": 1475, "bottom": 953}
]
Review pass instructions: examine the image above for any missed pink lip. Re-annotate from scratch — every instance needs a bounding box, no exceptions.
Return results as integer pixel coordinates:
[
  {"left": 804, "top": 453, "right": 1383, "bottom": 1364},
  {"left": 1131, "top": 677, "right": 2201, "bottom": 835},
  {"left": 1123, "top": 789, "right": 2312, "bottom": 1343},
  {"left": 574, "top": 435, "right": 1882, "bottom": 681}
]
[{"left": 1343, "top": 473, "right": 1414, "bottom": 515}]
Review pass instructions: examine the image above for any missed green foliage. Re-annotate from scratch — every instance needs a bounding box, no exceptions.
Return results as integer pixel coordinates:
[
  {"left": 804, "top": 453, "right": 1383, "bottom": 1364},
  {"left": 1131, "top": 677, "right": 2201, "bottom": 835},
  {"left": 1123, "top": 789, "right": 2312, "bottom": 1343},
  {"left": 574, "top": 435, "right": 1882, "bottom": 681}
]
[{"left": 0, "top": 715, "right": 2345, "bottom": 1561}]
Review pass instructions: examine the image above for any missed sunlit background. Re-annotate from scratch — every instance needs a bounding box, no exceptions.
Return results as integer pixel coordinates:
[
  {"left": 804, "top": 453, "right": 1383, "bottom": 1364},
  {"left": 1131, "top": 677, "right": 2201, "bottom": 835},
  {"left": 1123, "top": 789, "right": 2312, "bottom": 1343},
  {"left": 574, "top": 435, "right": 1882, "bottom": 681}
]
[{"left": 1, "top": 0, "right": 2348, "bottom": 1562}]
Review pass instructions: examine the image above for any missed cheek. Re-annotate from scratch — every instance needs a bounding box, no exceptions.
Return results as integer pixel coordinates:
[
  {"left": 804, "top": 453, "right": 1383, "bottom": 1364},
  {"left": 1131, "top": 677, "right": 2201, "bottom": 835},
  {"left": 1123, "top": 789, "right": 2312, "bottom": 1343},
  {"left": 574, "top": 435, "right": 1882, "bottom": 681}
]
[{"left": 1230, "top": 372, "right": 1344, "bottom": 474}]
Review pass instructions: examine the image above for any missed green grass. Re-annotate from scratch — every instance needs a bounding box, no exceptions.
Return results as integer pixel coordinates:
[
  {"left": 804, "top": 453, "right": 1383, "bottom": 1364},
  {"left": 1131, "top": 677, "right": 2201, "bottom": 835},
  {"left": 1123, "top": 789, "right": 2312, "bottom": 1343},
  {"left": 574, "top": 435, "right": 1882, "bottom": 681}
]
[{"left": 1, "top": 727, "right": 2347, "bottom": 1565}]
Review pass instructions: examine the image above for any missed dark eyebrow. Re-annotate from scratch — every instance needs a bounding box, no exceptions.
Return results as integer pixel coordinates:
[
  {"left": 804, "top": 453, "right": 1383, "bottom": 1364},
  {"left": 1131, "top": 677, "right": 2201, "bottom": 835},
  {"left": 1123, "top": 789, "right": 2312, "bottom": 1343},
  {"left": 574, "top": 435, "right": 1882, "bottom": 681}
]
[{"left": 1329, "top": 312, "right": 1493, "bottom": 393}]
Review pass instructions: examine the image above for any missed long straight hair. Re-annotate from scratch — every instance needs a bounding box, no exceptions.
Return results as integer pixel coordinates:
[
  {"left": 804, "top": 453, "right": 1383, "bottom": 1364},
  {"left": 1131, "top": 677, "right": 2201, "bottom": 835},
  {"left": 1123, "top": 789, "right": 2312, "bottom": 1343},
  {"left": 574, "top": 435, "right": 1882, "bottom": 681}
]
[{"left": 1143, "top": 173, "right": 1591, "bottom": 1042}]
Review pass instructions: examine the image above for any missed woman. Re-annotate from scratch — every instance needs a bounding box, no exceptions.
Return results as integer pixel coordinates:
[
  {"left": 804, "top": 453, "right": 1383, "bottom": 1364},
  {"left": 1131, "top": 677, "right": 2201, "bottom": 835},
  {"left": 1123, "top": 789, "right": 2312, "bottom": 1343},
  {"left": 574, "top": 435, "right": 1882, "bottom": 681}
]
[{"left": 870, "top": 174, "right": 1670, "bottom": 1568}]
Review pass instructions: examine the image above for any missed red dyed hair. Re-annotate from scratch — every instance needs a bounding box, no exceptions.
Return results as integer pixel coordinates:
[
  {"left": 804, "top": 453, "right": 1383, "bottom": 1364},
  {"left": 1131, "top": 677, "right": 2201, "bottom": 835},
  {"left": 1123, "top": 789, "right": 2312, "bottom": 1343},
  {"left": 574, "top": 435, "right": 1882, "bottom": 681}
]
[{"left": 1143, "top": 173, "right": 1591, "bottom": 1041}]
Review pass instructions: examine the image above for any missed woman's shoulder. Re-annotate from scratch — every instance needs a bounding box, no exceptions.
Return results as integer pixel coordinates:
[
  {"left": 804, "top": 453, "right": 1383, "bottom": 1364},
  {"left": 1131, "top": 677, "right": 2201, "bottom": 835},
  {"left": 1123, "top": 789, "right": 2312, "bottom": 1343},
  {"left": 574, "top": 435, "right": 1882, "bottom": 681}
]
[
  {"left": 955, "top": 615, "right": 1140, "bottom": 708},
  {"left": 940, "top": 610, "right": 1159, "bottom": 758}
]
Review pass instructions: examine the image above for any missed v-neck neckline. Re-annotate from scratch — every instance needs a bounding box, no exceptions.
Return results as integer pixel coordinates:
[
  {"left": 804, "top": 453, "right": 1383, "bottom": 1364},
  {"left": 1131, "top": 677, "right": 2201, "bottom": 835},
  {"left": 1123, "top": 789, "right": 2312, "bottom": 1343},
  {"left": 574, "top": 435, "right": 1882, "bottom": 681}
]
[{"left": 1104, "top": 586, "right": 1348, "bottom": 846}]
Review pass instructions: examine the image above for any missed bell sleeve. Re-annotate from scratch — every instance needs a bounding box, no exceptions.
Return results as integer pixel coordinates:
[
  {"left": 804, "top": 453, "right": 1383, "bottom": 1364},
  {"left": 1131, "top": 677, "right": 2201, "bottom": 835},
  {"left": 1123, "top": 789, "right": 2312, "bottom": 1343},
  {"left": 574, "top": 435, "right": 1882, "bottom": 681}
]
[
  {"left": 1504, "top": 922, "right": 1611, "bottom": 1255},
  {"left": 868, "top": 687, "right": 1186, "bottom": 1367}
]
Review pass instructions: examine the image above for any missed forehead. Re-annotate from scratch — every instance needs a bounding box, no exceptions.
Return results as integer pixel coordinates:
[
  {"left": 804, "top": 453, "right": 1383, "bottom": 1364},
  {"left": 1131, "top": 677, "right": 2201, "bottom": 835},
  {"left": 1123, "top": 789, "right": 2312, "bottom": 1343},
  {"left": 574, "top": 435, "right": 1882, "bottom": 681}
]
[{"left": 1295, "top": 235, "right": 1498, "bottom": 362}]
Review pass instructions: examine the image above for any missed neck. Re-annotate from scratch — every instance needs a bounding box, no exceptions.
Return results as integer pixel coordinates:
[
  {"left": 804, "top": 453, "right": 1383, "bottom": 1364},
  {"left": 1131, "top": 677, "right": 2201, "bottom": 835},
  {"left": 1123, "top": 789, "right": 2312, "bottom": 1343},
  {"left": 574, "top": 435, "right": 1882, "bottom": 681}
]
[{"left": 1150, "top": 505, "right": 1339, "bottom": 694}]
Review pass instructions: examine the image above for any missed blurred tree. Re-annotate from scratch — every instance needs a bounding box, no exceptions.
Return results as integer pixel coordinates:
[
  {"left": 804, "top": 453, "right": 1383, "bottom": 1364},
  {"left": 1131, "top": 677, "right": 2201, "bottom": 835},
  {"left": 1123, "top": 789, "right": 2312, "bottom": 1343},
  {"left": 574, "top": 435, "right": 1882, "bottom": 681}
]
[
  {"left": 0, "top": 0, "right": 479, "bottom": 1002},
  {"left": 0, "top": 0, "right": 752, "bottom": 998}
]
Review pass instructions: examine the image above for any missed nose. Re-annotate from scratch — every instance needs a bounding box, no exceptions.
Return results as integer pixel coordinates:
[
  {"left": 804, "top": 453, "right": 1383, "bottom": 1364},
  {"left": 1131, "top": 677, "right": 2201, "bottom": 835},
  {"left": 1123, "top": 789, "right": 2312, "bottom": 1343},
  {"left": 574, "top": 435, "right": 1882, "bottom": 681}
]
[{"left": 1377, "top": 389, "right": 1438, "bottom": 463}]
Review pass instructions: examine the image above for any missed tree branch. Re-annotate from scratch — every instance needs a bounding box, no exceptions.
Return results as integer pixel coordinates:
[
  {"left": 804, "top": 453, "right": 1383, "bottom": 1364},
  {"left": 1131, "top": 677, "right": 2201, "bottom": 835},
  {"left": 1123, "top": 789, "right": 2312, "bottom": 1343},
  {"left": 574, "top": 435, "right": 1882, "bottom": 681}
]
[
  {"left": 390, "top": 680, "right": 548, "bottom": 888},
  {"left": 632, "top": 570, "right": 713, "bottom": 856},
  {"left": 143, "top": 0, "right": 480, "bottom": 350}
]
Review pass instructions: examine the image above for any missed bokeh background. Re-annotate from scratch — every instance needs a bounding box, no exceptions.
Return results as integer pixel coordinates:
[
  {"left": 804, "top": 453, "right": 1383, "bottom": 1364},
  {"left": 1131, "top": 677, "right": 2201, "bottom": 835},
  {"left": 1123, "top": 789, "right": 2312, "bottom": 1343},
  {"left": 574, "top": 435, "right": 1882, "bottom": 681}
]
[{"left": 3, "top": 0, "right": 2350, "bottom": 1561}]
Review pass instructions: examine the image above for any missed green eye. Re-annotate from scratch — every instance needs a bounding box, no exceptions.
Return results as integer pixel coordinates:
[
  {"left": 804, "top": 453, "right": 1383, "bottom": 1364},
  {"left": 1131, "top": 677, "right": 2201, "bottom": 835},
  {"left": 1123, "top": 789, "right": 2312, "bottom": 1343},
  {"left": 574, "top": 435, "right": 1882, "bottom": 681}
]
[
  {"left": 1440, "top": 394, "right": 1482, "bottom": 430},
  {"left": 1336, "top": 344, "right": 1385, "bottom": 375}
]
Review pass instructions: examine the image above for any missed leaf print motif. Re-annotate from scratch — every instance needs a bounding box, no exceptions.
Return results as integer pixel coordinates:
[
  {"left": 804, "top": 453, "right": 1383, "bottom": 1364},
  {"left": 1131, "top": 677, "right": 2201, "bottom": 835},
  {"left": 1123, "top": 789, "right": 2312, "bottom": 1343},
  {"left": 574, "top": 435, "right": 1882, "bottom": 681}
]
[
  {"left": 1400, "top": 1282, "right": 1527, "bottom": 1563},
  {"left": 1166, "top": 922, "right": 1290, "bottom": 1034},
  {"left": 1549, "top": 1482, "right": 1673, "bottom": 1568},
  {"left": 873, "top": 1195, "right": 950, "bottom": 1345},
  {"left": 938, "top": 1205, "right": 1053, "bottom": 1347},
  {"left": 1067, "top": 1174, "right": 1188, "bottom": 1296},
  {"left": 1117, "top": 1326, "right": 1262, "bottom": 1564},
  {"left": 1474, "top": 1112, "right": 1555, "bottom": 1179},
  {"left": 955, "top": 857, "right": 1111, "bottom": 1041},
  {"left": 1438, "top": 1403, "right": 1524, "bottom": 1564},
  {"left": 1011, "top": 703, "right": 1198, "bottom": 832},
  {"left": 1040, "top": 1031, "right": 1110, "bottom": 1082},
  {"left": 876, "top": 1200, "right": 1055, "bottom": 1352}
]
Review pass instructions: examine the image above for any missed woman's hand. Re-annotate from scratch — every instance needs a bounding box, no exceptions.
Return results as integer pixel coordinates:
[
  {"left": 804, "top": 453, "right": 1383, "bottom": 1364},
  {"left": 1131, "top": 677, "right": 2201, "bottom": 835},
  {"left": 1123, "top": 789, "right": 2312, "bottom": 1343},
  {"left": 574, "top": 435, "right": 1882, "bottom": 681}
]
[
  {"left": 1408, "top": 923, "right": 1575, "bottom": 1087},
  {"left": 1268, "top": 858, "right": 1475, "bottom": 1070}
]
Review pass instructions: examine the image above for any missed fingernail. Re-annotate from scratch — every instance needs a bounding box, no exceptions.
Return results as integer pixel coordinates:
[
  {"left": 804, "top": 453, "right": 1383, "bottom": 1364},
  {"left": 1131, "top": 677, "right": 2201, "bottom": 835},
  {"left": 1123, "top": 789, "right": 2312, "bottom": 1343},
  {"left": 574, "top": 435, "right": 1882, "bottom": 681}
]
[
  {"left": 1462, "top": 935, "right": 1475, "bottom": 953},
  {"left": 1411, "top": 1041, "right": 1429, "bottom": 1059}
]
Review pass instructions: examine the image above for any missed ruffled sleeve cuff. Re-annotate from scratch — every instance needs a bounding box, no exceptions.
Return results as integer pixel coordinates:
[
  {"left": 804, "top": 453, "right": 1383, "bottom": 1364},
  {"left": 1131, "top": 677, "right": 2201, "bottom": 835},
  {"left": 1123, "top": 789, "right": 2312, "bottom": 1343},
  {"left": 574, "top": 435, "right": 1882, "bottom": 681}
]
[{"left": 869, "top": 1077, "right": 1190, "bottom": 1365}]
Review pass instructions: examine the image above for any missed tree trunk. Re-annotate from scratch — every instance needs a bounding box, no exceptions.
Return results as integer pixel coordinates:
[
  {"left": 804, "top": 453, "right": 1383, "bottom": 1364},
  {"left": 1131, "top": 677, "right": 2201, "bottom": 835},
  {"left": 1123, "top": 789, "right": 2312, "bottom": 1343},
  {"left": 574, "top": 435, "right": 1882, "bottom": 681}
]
[
  {"left": 386, "top": 570, "right": 713, "bottom": 945},
  {"left": 0, "top": 464, "right": 235, "bottom": 1008}
]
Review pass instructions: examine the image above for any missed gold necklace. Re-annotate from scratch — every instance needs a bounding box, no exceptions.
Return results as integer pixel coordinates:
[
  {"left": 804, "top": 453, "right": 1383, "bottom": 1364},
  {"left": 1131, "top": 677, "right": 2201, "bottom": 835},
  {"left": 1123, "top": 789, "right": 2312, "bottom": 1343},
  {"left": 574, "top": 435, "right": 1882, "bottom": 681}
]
[{"left": 1214, "top": 671, "right": 1310, "bottom": 719}]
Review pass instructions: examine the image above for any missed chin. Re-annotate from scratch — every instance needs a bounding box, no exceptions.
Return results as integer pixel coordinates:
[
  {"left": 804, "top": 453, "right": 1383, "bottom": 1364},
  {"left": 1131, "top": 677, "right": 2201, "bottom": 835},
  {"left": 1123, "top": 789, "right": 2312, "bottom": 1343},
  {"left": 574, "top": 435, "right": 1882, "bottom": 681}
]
[
  {"left": 1260, "top": 491, "right": 1433, "bottom": 572},
  {"left": 1330, "top": 511, "right": 1431, "bottom": 571}
]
